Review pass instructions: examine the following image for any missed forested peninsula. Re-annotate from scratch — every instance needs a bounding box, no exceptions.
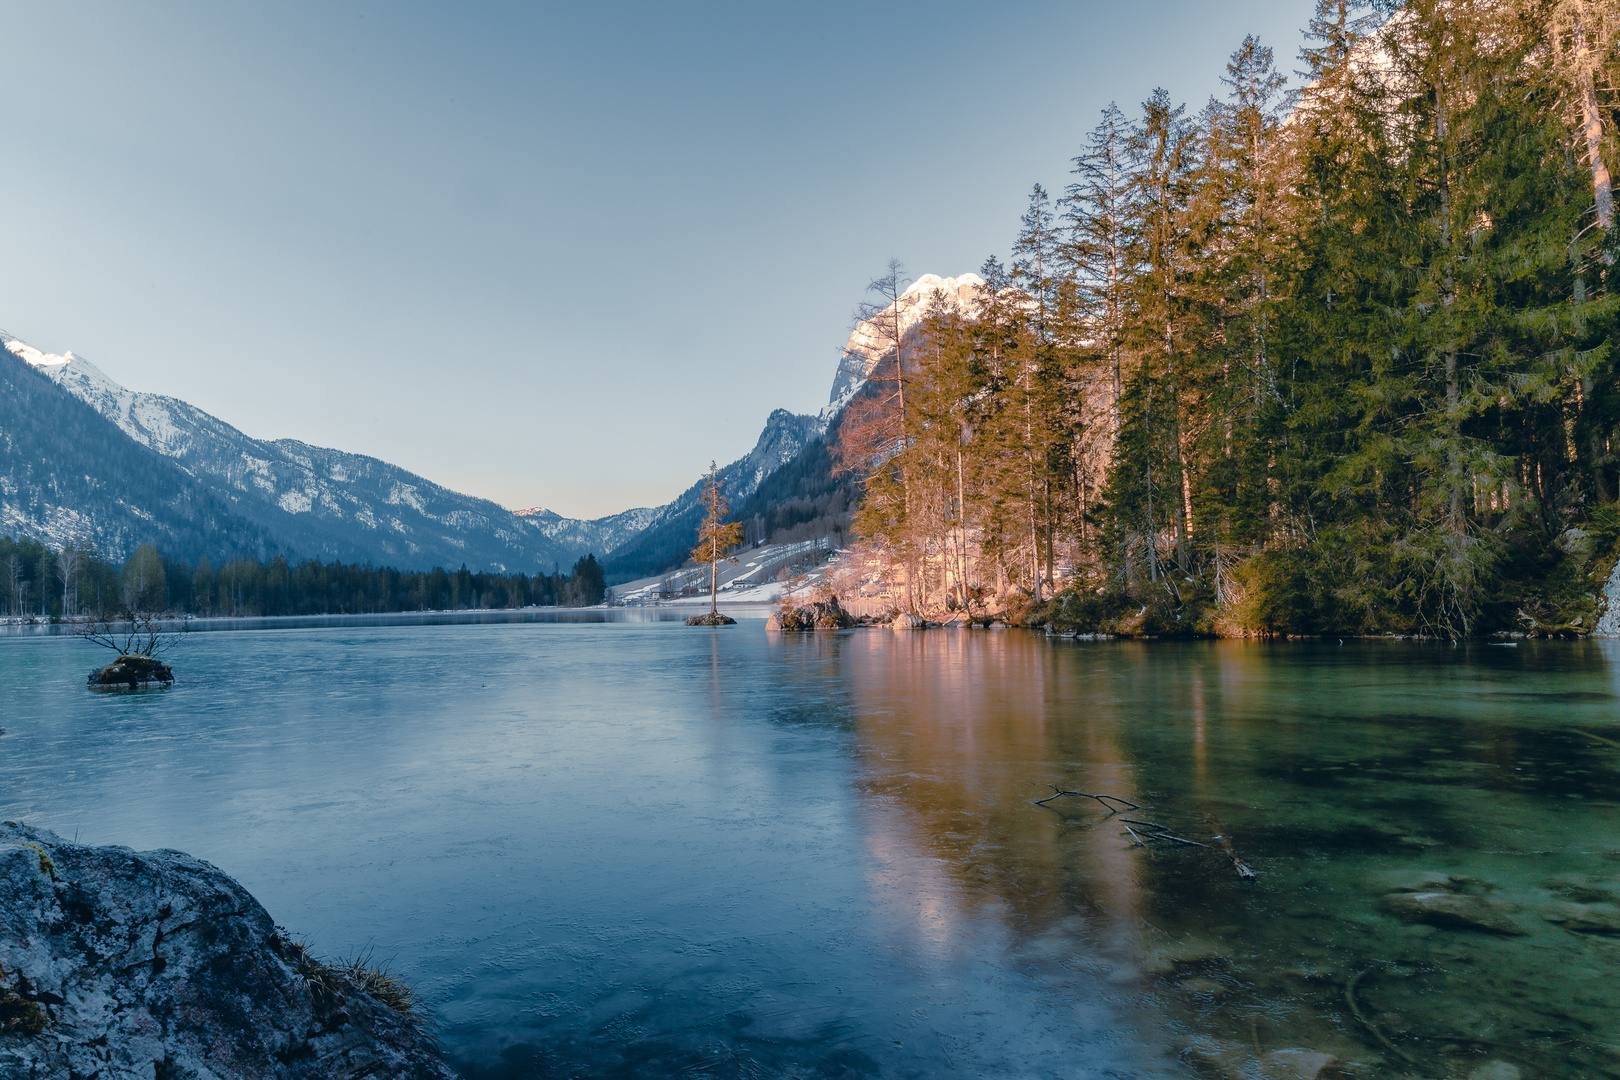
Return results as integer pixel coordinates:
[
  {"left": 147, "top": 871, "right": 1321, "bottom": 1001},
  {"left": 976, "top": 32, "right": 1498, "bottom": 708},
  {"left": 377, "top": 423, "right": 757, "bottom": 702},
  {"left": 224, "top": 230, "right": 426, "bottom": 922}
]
[{"left": 833, "top": 0, "right": 1620, "bottom": 639}]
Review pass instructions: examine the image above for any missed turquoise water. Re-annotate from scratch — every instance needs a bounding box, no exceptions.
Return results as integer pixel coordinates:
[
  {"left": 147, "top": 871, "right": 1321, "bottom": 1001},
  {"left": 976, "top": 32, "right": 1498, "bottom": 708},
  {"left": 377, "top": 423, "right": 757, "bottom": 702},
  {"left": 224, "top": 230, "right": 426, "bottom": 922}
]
[{"left": 2, "top": 616, "right": 1617, "bottom": 1078}]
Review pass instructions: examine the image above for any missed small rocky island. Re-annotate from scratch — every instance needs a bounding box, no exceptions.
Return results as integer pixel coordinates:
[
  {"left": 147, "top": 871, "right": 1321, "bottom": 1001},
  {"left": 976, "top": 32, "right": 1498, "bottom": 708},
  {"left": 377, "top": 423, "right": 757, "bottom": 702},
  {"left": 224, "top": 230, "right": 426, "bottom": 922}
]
[
  {"left": 0, "top": 822, "right": 454, "bottom": 1079},
  {"left": 87, "top": 654, "right": 174, "bottom": 688},
  {"left": 766, "top": 591, "right": 857, "bottom": 630}
]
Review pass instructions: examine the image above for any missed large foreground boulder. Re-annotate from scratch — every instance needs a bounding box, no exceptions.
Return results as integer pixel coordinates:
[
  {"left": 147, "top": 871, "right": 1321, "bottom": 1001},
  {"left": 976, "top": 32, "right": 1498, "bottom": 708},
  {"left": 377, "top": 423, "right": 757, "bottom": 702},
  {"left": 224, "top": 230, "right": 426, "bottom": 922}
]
[{"left": 0, "top": 822, "right": 455, "bottom": 1079}]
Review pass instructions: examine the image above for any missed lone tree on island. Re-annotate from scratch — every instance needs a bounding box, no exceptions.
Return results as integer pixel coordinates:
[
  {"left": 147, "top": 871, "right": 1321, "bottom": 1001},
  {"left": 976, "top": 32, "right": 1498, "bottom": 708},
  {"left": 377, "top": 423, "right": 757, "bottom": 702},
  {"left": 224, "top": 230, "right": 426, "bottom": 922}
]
[
  {"left": 690, "top": 462, "right": 744, "bottom": 618},
  {"left": 75, "top": 609, "right": 180, "bottom": 688}
]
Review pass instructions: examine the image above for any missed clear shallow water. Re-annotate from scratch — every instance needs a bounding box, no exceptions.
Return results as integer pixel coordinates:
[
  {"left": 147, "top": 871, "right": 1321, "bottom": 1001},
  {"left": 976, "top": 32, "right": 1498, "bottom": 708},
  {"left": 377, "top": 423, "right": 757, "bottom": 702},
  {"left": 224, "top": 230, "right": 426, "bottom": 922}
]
[{"left": 2, "top": 618, "right": 1619, "bottom": 1078}]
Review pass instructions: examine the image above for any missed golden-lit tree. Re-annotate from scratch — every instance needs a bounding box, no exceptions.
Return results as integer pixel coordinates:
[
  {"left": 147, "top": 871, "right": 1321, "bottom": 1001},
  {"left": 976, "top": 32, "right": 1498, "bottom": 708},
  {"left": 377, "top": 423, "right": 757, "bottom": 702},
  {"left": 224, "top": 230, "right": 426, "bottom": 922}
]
[{"left": 690, "top": 462, "right": 744, "bottom": 616}]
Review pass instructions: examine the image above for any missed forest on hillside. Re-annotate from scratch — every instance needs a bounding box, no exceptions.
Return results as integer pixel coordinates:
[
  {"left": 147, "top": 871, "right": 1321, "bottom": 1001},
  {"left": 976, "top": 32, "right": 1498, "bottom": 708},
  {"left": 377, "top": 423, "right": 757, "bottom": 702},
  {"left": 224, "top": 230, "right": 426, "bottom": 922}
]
[
  {"left": 0, "top": 535, "right": 608, "bottom": 619},
  {"left": 838, "top": 0, "right": 1620, "bottom": 637}
]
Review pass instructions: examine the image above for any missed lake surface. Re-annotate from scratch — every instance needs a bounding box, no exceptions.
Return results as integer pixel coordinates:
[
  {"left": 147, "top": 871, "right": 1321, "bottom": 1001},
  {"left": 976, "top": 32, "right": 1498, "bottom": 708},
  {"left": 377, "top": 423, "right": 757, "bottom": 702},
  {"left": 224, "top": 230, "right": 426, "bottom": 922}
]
[{"left": 2, "top": 616, "right": 1619, "bottom": 1078}]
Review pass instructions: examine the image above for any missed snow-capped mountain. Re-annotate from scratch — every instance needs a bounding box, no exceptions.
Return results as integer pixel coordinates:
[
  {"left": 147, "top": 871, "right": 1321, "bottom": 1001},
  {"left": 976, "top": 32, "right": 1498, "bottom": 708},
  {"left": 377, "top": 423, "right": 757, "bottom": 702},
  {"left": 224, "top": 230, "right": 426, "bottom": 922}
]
[
  {"left": 3, "top": 333, "right": 631, "bottom": 572},
  {"left": 825, "top": 273, "right": 985, "bottom": 413},
  {"left": 633, "top": 407, "right": 825, "bottom": 535},
  {"left": 514, "top": 504, "right": 659, "bottom": 559},
  {"left": 0, "top": 351, "right": 275, "bottom": 561}
]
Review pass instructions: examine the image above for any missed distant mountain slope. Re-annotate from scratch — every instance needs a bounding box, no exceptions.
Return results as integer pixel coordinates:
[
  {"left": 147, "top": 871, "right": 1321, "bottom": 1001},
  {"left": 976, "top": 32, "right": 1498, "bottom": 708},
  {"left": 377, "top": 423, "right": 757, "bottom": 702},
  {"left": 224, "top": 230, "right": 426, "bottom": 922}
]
[
  {"left": 3, "top": 334, "right": 626, "bottom": 572},
  {"left": 605, "top": 274, "right": 975, "bottom": 582},
  {"left": 514, "top": 505, "right": 658, "bottom": 562},
  {"left": 603, "top": 408, "right": 824, "bottom": 582},
  {"left": 726, "top": 422, "right": 856, "bottom": 547},
  {"left": 0, "top": 351, "right": 275, "bottom": 561}
]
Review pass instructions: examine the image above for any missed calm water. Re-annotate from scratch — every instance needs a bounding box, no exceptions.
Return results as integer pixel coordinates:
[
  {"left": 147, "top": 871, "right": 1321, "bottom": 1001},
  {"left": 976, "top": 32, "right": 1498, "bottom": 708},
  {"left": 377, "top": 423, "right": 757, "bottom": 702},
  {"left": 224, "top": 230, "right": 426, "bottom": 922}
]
[{"left": 2, "top": 617, "right": 1619, "bottom": 1078}]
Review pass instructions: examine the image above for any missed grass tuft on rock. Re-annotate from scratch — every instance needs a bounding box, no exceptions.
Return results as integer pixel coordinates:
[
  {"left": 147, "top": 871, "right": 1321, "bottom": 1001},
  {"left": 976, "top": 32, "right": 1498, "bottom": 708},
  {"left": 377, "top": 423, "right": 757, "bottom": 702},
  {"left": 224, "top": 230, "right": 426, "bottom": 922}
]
[
  {"left": 275, "top": 931, "right": 427, "bottom": 1030},
  {"left": 333, "top": 948, "right": 427, "bottom": 1029}
]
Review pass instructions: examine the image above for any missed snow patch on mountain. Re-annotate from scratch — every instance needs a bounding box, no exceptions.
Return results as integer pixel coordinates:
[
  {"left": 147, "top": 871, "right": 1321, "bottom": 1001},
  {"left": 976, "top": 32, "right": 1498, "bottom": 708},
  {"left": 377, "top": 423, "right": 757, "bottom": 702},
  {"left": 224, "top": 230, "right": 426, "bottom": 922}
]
[
  {"left": 515, "top": 504, "right": 660, "bottom": 558},
  {"left": 826, "top": 273, "right": 985, "bottom": 414}
]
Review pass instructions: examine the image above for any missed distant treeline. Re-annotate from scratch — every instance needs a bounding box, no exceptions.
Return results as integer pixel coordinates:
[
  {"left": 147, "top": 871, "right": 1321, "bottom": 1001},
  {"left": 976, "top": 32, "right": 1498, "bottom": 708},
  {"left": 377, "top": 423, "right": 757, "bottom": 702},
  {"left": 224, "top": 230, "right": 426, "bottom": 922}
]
[{"left": 0, "top": 535, "right": 607, "bottom": 618}]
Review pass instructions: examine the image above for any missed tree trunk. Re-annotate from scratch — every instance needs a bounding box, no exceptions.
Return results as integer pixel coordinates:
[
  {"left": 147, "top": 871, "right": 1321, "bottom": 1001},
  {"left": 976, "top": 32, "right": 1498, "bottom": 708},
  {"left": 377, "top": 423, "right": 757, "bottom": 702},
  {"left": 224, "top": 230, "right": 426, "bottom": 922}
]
[
  {"left": 1573, "top": 6, "right": 1615, "bottom": 229},
  {"left": 1164, "top": 320, "right": 1190, "bottom": 571},
  {"left": 1044, "top": 477, "right": 1055, "bottom": 589},
  {"left": 956, "top": 448, "right": 971, "bottom": 612}
]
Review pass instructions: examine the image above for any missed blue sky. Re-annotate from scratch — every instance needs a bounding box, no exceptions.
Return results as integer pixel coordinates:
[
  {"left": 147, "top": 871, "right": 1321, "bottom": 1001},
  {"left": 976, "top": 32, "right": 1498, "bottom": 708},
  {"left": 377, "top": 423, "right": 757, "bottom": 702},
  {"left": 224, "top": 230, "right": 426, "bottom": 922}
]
[{"left": 0, "top": 0, "right": 1309, "bottom": 518}]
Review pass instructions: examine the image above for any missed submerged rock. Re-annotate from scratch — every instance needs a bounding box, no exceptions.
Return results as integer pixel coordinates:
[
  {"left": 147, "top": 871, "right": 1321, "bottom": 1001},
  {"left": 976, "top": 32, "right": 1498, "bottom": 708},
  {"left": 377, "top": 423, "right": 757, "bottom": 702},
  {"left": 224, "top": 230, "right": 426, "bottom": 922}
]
[
  {"left": 1174, "top": 976, "right": 1226, "bottom": 997},
  {"left": 0, "top": 822, "right": 454, "bottom": 1079},
  {"left": 1142, "top": 937, "right": 1231, "bottom": 975},
  {"left": 88, "top": 654, "right": 173, "bottom": 688},
  {"left": 1183, "top": 1038, "right": 1347, "bottom": 1079},
  {"left": 1379, "top": 873, "right": 1526, "bottom": 936},
  {"left": 1542, "top": 900, "right": 1620, "bottom": 935},
  {"left": 1541, "top": 873, "right": 1617, "bottom": 904}
]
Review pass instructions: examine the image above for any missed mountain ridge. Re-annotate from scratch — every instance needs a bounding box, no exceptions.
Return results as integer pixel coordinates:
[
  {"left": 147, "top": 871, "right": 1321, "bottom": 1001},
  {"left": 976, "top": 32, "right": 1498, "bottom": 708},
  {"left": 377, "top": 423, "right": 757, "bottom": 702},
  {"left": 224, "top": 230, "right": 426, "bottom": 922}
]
[
  {"left": 0, "top": 353, "right": 277, "bottom": 562},
  {"left": 2, "top": 335, "right": 621, "bottom": 570},
  {"left": 0, "top": 271, "right": 971, "bottom": 575}
]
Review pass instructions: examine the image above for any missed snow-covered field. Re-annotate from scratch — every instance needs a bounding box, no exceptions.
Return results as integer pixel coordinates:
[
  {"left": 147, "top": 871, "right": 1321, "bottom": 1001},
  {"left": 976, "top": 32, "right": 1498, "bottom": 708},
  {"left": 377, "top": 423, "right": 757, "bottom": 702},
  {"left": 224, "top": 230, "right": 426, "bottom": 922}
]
[{"left": 613, "top": 539, "right": 838, "bottom": 606}]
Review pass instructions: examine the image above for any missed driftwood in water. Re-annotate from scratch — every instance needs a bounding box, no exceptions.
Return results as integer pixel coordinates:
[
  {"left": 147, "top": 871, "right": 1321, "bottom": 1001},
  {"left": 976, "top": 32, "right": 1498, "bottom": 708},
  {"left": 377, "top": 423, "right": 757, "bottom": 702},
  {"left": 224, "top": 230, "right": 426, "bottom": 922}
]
[
  {"left": 1203, "top": 813, "right": 1257, "bottom": 879},
  {"left": 1345, "top": 969, "right": 1413, "bottom": 1063},
  {"left": 1034, "top": 786, "right": 1140, "bottom": 811},
  {"left": 1120, "top": 819, "right": 1208, "bottom": 848},
  {"left": 1034, "top": 789, "right": 1251, "bottom": 874}
]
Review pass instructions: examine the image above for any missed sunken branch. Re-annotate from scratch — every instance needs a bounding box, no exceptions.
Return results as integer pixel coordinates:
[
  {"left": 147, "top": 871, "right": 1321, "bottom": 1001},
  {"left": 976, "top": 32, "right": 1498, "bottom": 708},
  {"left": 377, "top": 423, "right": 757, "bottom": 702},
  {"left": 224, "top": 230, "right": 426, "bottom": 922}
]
[{"left": 1033, "top": 786, "right": 1140, "bottom": 811}]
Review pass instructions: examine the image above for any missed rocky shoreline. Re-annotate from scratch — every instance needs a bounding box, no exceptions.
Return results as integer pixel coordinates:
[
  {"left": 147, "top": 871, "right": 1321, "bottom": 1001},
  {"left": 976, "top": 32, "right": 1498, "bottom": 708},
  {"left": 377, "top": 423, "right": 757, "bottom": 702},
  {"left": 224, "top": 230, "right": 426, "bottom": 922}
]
[{"left": 0, "top": 822, "right": 455, "bottom": 1079}]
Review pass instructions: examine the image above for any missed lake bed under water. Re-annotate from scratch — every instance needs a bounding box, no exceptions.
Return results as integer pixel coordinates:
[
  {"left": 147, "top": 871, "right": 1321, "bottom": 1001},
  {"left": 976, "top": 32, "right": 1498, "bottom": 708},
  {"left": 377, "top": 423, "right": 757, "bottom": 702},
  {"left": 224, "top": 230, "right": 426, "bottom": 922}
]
[{"left": 2, "top": 615, "right": 1618, "bottom": 1078}]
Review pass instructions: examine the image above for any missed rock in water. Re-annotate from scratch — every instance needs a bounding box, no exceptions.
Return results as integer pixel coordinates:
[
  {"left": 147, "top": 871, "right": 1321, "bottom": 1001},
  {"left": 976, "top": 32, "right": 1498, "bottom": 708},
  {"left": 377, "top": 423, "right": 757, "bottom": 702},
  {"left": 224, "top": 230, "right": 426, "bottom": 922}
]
[
  {"left": 0, "top": 822, "right": 455, "bottom": 1079},
  {"left": 1183, "top": 1038, "right": 1347, "bottom": 1079},
  {"left": 88, "top": 655, "right": 173, "bottom": 688},
  {"left": 685, "top": 611, "right": 737, "bottom": 626},
  {"left": 1379, "top": 873, "right": 1526, "bottom": 936},
  {"left": 769, "top": 594, "right": 856, "bottom": 630},
  {"left": 1542, "top": 900, "right": 1620, "bottom": 935},
  {"left": 891, "top": 612, "right": 922, "bottom": 630}
]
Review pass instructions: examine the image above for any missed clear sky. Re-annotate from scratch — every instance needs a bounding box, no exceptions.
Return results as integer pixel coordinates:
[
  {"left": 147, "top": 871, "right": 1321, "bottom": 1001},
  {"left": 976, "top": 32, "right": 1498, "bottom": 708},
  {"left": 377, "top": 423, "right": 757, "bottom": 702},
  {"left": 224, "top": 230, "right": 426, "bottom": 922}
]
[{"left": 0, "top": 0, "right": 1311, "bottom": 519}]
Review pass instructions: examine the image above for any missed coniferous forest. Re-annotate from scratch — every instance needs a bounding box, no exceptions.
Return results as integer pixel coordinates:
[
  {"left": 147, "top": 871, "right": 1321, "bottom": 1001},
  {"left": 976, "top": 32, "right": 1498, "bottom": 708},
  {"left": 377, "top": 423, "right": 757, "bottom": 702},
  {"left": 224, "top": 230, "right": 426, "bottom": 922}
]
[
  {"left": 838, "top": 0, "right": 1620, "bottom": 637},
  {"left": 0, "top": 534, "right": 608, "bottom": 619}
]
